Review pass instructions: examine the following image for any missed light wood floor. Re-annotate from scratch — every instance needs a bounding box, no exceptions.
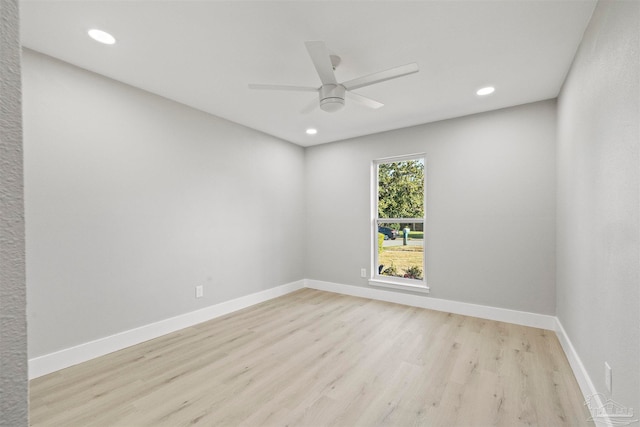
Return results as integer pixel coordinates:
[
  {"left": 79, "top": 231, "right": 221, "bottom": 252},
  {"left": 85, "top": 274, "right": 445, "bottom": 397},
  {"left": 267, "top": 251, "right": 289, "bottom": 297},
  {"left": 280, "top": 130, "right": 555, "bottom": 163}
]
[{"left": 30, "top": 289, "right": 592, "bottom": 426}]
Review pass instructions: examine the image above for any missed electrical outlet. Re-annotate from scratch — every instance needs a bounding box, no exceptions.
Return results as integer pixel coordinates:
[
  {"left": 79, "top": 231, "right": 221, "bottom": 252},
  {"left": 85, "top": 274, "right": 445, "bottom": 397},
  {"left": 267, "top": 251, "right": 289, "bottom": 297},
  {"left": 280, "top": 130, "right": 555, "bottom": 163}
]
[
  {"left": 360, "top": 268, "right": 367, "bottom": 278},
  {"left": 195, "top": 285, "right": 204, "bottom": 298},
  {"left": 605, "top": 362, "right": 612, "bottom": 392}
]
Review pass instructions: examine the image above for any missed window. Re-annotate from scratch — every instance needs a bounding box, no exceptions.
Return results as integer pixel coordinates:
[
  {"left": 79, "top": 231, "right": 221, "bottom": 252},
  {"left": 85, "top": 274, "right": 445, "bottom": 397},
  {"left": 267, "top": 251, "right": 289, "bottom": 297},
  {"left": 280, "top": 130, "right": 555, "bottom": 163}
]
[{"left": 371, "top": 155, "right": 428, "bottom": 292}]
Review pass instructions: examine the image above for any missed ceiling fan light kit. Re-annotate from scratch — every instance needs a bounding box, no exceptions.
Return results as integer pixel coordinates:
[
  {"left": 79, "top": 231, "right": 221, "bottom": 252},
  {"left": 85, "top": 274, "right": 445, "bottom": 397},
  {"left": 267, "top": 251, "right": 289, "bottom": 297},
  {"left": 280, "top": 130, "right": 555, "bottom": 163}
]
[
  {"left": 249, "top": 41, "right": 418, "bottom": 113},
  {"left": 319, "top": 84, "right": 345, "bottom": 112}
]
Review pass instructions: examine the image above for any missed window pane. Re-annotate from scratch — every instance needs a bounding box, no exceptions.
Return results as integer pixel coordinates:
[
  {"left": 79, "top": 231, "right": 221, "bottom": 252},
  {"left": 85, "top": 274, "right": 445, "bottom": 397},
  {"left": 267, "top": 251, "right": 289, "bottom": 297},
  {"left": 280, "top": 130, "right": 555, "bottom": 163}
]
[
  {"left": 377, "top": 222, "right": 424, "bottom": 280},
  {"left": 377, "top": 159, "right": 424, "bottom": 219}
]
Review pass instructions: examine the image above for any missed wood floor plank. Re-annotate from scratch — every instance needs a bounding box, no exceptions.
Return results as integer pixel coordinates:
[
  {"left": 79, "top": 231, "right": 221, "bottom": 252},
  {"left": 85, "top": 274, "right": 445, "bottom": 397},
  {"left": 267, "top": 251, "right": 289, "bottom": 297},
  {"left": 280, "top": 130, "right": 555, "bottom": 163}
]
[{"left": 29, "top": 289, "right": 593, "bottom": 426}]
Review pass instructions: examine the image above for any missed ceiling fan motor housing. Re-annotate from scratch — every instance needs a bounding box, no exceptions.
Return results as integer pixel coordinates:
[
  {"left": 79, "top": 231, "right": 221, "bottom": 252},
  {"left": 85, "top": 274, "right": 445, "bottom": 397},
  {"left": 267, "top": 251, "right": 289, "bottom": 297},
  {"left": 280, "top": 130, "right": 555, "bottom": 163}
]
[{"left": 319, "top": 84, "right": 346, "bottom": 112}]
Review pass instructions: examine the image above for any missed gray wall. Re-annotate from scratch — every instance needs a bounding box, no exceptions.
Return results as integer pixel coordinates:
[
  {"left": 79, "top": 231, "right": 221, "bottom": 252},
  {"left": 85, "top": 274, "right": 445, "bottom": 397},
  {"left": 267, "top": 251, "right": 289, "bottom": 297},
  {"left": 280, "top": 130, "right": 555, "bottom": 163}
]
[
  {"left": 557, "top": 0, "right": 639, "bottom": 413},
  {"left": 0, "top": 0, "right": 28, "bottom": 425},
  {"left": 23, "top": 50, "right": 306, "bottom": 358},
  {"left": 306, "top": 100, "right": 557, "bottom": 315}
]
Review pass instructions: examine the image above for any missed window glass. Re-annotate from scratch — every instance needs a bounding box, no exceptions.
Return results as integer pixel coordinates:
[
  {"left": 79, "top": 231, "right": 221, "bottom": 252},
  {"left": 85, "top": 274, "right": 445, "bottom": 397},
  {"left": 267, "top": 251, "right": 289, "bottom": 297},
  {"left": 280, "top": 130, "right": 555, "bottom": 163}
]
[{"left": 374, "top": 157, "right": 426, "bottom": 286}]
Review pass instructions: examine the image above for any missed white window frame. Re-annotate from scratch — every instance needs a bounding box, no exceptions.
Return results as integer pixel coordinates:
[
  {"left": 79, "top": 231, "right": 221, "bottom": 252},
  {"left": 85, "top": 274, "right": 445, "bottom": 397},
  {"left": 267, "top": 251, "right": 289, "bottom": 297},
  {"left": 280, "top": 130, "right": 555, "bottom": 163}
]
[{"left": 370, "top": 154, "right": 429, "bottom": 293}]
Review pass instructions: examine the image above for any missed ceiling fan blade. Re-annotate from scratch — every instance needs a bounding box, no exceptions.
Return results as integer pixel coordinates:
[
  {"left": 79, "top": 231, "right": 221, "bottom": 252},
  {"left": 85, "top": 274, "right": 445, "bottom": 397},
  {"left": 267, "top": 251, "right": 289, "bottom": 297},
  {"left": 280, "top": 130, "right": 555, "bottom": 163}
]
[
  {"left": 248, "top": 84, "right": 318, "bottom": 92},
  {"left": 304, "top": 41, "right": 338, "bottom": 85},
  {"left": 341, "top": 62, "right": 419, "bottom": 91},
  {"left": 346, "top": 91, "right": 384, "bottom": 109}
]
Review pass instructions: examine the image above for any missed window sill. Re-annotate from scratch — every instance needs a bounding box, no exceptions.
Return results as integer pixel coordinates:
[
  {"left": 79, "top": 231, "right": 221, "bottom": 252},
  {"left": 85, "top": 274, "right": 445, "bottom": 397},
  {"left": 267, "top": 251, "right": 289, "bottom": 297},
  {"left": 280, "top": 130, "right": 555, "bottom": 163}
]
[{"left": 368, "top": 278, "right": 430, "bottom": 294}]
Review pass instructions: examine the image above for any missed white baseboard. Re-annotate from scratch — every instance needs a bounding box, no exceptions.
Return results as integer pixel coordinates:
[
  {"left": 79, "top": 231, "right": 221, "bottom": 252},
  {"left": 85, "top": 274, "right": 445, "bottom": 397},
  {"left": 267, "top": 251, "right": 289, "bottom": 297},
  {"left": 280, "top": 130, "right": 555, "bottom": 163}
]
[
  {"left": 305, "top": 279, "right": 557, "bottom": 330},
  {"left": 29, "top": 275, "right": 596, "bottom": 421},
  {"left": 554, "top": 318, "right": 611, "bottom": 427},
  {"left": 28, "top": 280, "right": 305, "bottom": 379}
]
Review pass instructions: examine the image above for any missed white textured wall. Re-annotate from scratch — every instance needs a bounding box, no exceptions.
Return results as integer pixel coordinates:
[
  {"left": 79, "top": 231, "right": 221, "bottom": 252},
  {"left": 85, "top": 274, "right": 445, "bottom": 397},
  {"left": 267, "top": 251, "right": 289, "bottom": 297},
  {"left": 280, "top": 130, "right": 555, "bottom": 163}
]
[
  {"left": 306, "top": 101, "right": 557, "bottom": 315},
  {"left": 23, "top": 50, "right": 306, "bottom": 358},
  {"left": 557, "top": 0, "right": 639, "bottom": 413},
  {"left": 0, "top": 0, "right": 28, "bottom": 425}
]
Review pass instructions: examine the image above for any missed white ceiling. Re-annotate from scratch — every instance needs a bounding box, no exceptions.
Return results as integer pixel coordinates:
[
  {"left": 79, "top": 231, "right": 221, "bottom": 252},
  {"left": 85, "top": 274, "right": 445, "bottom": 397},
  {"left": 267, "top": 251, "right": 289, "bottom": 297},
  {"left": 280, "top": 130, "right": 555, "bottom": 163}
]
[{"left": 20, "top": 1, "right": 596, "bottom": 147}]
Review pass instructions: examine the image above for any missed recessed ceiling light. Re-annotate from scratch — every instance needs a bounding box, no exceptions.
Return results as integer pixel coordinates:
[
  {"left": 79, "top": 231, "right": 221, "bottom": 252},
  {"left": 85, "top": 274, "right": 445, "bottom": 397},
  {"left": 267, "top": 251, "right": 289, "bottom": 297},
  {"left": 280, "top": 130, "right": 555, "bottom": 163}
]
[
  {"left": 88, "top": 29, "right": 116, "bottom": 45},
  {"left": 306, "top": 128, "right": 318, "bottom": 135},
  {"left": 476, "top": 86, "right": 495, "bottom": 96}
]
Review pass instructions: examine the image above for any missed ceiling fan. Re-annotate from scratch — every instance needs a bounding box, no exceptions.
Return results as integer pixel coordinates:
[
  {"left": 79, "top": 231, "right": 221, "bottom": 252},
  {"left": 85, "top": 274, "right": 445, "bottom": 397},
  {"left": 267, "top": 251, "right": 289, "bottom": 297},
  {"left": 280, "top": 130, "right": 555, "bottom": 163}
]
[{"left": 248, "top": 41, "right": 419, "bottom": 113}]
